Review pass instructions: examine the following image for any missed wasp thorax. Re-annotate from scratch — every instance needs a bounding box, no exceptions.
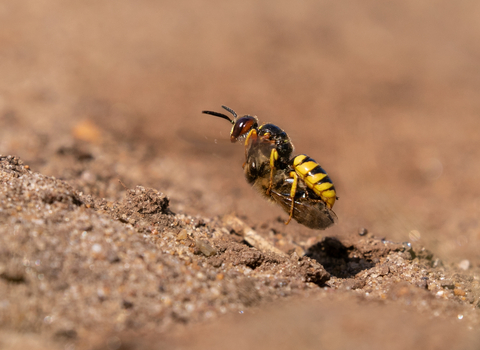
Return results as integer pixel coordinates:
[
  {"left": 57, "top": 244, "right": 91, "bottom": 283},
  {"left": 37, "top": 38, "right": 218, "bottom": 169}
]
[
  {"left": 257, "top": 124, "right": 294, "bottom": 162},
  {"left": 230, "top": 116, "right": 258, "bottom": 143}
]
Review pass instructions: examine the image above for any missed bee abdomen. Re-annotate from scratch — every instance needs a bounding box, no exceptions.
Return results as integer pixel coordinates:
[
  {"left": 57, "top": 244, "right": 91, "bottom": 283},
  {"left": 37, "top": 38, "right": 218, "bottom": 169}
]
[{"left": 292, "top": 154, "right": 336, "bottom": 208}]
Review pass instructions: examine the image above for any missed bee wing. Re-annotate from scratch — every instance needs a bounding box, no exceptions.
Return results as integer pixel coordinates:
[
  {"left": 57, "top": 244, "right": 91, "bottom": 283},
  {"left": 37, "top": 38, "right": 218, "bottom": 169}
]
[{"left": 270, "top": 189, "right": 337, "bottom": 230}]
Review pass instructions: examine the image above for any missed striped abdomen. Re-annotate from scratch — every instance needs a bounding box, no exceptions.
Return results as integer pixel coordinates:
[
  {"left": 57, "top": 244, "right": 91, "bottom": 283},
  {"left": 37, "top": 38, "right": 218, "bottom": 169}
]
[{"left": 292, "top": 154, "right": 336, "bottom": 209}]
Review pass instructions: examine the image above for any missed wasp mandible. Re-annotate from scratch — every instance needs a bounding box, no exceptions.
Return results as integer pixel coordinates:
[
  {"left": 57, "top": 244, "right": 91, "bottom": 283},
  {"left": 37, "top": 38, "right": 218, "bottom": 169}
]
[{"left": 203, "top": 105, "right": 337, "bottom": 230}]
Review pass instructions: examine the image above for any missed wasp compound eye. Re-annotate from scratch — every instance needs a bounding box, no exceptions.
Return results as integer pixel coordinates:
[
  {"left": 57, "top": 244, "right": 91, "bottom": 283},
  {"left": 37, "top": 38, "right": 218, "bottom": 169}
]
[{"left": 231, "top": 116, "right": 258, "bottom": 143}]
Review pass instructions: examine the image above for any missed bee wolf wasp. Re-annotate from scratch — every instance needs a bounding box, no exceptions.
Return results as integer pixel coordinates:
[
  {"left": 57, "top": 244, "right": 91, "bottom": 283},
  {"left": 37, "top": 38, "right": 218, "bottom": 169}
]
[{"left": 202, "top": 106, "right": 337, "bottom": 230}]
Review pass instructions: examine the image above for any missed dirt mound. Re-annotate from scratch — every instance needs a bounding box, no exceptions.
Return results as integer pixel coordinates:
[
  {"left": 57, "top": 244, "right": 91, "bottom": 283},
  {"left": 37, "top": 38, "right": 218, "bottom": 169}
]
[
  {"left": 2, "top": 1, "right": 480, "bottom": 348},
  {"left": 1, "top": 154, "right": 478, "bottom": 349}
]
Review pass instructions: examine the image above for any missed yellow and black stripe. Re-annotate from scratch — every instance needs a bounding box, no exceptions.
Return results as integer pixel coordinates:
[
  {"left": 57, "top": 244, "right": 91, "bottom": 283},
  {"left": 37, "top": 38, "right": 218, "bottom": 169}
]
[{"left": 292, "top": 154, "right": 336, "bottom": 209}]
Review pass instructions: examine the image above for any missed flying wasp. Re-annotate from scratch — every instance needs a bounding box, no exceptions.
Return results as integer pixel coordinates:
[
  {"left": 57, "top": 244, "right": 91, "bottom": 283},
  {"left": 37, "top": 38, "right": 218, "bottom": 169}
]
[{"left": 202, "top": 105, "right": 337, "bottom": 230}]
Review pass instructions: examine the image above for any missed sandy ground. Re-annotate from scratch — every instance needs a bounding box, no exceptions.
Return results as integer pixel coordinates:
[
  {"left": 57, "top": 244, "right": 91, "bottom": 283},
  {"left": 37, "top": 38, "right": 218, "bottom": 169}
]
[{"left": 1, "top": 1, "right": 480, "bottom": 349}]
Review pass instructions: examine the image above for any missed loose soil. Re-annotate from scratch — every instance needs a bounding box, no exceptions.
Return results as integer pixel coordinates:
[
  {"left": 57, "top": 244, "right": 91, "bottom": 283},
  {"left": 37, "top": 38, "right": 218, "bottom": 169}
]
[{"left": 1, "top": 1, "right": 480, "bottom": 349}]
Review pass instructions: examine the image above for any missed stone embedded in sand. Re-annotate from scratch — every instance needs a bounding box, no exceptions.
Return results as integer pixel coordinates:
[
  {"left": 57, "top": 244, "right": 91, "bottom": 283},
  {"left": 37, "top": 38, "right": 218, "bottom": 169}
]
[
  {"left": 195, "top": 240, "right": 217, "bottom": 257},
  {"left": 176, "top": 229, "right": 188, "bottom": 240}
]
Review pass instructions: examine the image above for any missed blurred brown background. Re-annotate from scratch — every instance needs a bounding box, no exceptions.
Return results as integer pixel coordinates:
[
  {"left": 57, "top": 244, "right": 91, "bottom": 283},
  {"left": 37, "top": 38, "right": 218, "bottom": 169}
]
[{"left": 1, "top": 0, "right": 480, "bottom": 264}]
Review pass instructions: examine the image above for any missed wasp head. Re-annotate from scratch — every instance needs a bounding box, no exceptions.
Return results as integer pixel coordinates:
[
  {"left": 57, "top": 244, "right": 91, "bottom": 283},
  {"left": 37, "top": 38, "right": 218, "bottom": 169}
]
[{"left": 202, "top": 106, "right": 258, "bottom": 143}]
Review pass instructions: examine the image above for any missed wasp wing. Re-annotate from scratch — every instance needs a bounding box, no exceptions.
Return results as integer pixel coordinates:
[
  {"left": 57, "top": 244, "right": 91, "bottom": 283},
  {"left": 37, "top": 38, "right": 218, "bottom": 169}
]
[{"left": 270, "top": 189, "right": 337, "bottom": 230}]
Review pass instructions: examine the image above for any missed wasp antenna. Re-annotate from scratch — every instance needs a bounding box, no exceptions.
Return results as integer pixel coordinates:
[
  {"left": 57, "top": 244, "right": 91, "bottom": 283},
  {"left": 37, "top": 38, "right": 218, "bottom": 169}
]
[
  {"left": 202, "top": 110, "right": 234, "bottom": 124},
  {"left": 221, "top": 105, "right": 238, "bottom": 119}
]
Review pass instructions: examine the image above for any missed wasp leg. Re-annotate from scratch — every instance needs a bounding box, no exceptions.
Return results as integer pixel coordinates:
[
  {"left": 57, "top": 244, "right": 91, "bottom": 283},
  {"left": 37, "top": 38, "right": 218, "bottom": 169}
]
[
  {"left": 285, "top": 171, "right": 298, "bottom": 225},
  {"left": 243, "top": 129, "right": 258, "bottom": 168},
  {"left": 266, "top": 149, "right": 279, "bottom": 196}
]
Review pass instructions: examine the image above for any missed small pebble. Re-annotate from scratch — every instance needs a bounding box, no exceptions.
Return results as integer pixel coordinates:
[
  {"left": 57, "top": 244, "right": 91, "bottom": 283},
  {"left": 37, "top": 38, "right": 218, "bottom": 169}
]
[
  {"left": 177, "top": 229, "right": 188, "bottom": 240},
  {"left": 195, "top": 239, "right": 217, "bottom": 257},
  {"left": 458, "top": 259, "right": 470, "bottom": 271},
  {"left": 358, "top": 228, "right": 368, "bottom": 236},
  {"left": 342, "top": 278, "right": 366, "bottom": 290},
  {"left": 377, "top": 265, "right": 389, "bottom": 276}
]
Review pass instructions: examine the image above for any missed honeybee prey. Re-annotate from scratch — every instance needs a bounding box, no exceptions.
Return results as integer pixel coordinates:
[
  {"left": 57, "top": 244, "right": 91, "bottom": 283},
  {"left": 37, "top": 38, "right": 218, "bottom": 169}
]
[{"left": 203, "top": 106, "right": 337, "bottom": 230}]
